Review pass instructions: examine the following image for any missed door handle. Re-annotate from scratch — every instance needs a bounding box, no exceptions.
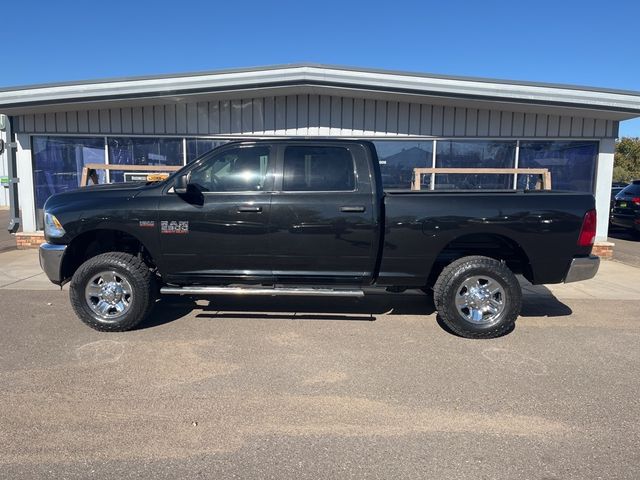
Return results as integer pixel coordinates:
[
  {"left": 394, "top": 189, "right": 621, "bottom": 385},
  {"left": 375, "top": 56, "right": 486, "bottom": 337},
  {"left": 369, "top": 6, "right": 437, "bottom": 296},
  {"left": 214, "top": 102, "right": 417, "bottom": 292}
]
[
  {"left": 238, "top": 206, "right": 262, "bottom": 213},
  {"left": 340, "top": 206, "right": 365, "bottom": 213}
]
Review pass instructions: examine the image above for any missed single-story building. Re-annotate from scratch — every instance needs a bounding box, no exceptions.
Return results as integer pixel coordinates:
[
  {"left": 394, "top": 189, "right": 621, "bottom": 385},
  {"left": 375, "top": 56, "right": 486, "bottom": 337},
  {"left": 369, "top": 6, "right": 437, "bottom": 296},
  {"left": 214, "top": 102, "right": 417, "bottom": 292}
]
[{"left": 1, "top": 64, "right": 640, "bottom": 255}]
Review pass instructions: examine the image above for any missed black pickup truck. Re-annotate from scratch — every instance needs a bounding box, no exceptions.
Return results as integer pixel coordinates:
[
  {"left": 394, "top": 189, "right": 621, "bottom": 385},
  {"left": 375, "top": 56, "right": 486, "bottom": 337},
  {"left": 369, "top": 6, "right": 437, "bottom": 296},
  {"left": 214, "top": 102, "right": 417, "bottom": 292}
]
[{"left": 39, "top": 139, "right": 599, "bottom": 338}]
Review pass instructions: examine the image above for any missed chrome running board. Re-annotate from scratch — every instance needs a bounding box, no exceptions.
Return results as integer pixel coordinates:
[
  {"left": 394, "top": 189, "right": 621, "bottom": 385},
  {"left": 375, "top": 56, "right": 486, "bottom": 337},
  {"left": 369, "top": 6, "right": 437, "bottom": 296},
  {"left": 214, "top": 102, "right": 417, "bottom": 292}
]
[{"left": 160, "top": 286, "right": 365, "bottom": 297}]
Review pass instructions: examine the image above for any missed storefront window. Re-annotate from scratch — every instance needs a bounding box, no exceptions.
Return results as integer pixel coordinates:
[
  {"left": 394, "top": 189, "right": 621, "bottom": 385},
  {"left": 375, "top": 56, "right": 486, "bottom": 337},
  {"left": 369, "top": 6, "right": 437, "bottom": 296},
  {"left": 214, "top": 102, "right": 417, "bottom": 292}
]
[
  {"left": 29, "top": 135, "right": 601, "bottom": 231},
  {"left": 108, "top": 137, "right": 184, "bottom": 182},
  {"left": 517, "top": 141, "right": 598, "bottom": 192},
  {"left": 373, "top": 141, "right": 433, "bottom": 190},
  {"left": 32, "top": 136, "right": 105, "bottom": 229},
  {"left": 435, "top": 140, "right": 516, "bottom": 189},
  {"left": 186, "top": 139, "right": 227, "bottom": 162}
]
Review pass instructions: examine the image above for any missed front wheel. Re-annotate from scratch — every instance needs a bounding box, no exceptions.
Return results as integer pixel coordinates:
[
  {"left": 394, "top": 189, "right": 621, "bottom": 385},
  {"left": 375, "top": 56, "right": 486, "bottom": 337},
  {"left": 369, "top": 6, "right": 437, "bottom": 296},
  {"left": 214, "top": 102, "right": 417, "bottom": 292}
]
[
  {"left": 433, "top": 256, "right": 521, "bottom": 339},
  {"left": 70, "top": 252, "right": 155, "bottom": 332}
]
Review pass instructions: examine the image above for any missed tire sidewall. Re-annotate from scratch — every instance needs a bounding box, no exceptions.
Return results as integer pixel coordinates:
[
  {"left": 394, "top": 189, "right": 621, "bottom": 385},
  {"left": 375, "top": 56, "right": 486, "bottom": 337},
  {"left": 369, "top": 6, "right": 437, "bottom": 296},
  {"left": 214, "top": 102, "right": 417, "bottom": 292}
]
[
  {"left": 70, "top": 253, "right": 152, "bottom": 331},
  {"left": 442, "top": 261, "right": 521, "bottom": 336}
]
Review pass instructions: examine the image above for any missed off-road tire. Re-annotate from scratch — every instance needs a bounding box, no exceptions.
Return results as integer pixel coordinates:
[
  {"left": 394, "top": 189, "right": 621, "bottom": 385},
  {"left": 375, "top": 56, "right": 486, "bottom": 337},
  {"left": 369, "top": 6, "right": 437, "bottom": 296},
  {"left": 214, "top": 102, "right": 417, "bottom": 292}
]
[
  {"left": 70, "top": 252, "right": 155, "bottom": 332},
  {"left": 433, "top": 255, "right": 521, "bottom": 339}
]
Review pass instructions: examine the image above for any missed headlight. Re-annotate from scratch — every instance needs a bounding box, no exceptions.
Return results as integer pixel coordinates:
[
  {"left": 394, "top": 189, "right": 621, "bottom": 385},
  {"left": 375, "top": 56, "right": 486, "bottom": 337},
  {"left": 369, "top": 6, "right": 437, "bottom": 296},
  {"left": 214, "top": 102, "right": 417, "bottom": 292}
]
[{"left": 44, "top": 212, "right": 66, "bottom": 238}]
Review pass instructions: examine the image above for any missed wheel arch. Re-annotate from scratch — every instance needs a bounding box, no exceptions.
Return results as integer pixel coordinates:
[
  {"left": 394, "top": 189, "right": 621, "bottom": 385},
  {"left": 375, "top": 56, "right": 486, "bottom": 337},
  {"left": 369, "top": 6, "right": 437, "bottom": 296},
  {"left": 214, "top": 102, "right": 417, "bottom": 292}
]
[
  {"left": 426, "top": 232, "right": 532, "bottom": 288},
  {"left": 60, "top": 228, "right": 157, "bottom": 284}
]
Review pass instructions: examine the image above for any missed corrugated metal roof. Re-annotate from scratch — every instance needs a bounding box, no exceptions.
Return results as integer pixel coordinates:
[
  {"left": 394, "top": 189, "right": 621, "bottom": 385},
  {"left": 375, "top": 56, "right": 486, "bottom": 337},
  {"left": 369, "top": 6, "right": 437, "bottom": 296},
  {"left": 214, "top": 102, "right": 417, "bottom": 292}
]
[{"left": 1, "top": 64, "right": 639, "bottom": 117}]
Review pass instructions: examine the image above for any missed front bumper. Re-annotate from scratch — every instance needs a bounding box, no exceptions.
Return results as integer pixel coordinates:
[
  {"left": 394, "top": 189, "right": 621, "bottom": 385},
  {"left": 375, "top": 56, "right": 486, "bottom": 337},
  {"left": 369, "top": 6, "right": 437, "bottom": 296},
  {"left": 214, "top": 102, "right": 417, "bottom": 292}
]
[
  {"left": 564, "top": 255, "right": 600, "bottom": 283},
  {"left": 39, "top": 243, "right": 67, "bottom": 285}
]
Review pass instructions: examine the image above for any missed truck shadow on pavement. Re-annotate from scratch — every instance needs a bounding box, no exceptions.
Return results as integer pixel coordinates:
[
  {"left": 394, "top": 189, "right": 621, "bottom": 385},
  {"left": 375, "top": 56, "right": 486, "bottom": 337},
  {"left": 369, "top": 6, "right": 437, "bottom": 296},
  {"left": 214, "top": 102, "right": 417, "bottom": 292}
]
[
  {"left": 142, "top": 291, "right": 434, "bottom": 328},
  {"left": 138, "top": 285, "right": 572, "bottom": 337},
  {"left": 435, "top": 290, "right": 573, "bottom": 338}
]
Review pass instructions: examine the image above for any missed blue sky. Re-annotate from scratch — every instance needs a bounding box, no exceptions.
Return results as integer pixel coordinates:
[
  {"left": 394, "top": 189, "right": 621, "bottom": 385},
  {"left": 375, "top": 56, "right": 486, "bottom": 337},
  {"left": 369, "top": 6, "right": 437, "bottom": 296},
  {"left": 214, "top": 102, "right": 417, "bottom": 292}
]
[{"left": 4, "top": 0, "right": 639, "bottom": 136}]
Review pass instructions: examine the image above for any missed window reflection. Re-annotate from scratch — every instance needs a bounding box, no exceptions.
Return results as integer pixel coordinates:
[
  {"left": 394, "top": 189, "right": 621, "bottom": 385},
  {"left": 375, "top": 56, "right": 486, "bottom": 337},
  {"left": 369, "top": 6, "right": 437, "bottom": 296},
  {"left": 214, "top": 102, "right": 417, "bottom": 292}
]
[
  {"left": 186, "top": 139, "right": 227, "bottom": 162},
  {"left": 32, "top": 136, "right": 105, "bottom": 229},
  {"left": 517, "top": 141, "right": 597, "bottom": 193},
  {"left": 108, "top": 137, "right": 184, "bottom": 182},
  {"left": 283, "top": 146, "right": 355, "bottom": 191},
  {"left": 373, "top": 141, "right": 433, "bottom": 190},
  {"left": 189, "top": 146, "right": 271, "bottom": 192},
  {"left": 30, "top": 136, "right": 601, "bottom": 231},
  {"left": 435, "top": 140, "right": 516, "bottom": 190}
]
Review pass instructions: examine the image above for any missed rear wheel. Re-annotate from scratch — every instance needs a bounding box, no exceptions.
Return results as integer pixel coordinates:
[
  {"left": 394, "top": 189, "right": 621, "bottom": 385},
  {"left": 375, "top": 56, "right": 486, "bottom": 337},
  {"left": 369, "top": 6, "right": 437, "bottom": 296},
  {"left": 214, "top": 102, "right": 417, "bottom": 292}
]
[
  {"left": 70, "top": 252, "right": 155, "bottom": 332},
  {"left": 433, "top": 256, "right": 521, "bottom": 339}
]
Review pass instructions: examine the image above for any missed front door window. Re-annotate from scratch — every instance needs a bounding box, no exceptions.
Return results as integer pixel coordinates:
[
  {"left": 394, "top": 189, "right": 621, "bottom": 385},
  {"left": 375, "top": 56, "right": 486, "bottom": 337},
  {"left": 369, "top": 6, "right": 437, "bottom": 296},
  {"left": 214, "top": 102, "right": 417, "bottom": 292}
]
[{"left": 189, "top": 146, "right": 271, "bottom": 192}]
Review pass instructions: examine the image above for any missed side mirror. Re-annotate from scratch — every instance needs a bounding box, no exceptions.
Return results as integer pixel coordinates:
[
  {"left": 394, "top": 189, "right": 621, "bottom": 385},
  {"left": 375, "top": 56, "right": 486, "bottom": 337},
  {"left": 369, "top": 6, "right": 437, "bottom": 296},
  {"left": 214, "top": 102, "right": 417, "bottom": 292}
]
[{"left": 174, "top": 174, "right": 189, "bottom": 194}]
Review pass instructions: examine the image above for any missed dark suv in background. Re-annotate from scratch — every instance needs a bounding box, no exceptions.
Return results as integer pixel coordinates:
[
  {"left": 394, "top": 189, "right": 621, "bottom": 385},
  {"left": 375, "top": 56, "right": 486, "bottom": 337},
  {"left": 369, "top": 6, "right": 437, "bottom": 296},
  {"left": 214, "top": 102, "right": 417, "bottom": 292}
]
[
  {"left": 610, "top": 180, "right": 640, "bottom": 236},
  {"left": 611, "top": 183, "right": 628, "bottom": 209}
]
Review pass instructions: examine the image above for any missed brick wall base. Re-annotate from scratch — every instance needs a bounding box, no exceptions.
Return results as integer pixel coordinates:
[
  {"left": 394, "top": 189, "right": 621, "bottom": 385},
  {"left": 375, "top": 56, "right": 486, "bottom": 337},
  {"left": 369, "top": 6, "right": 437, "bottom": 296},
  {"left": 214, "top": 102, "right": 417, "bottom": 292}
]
[
  {"left": 15, "top": 232, "right": 45, "bottom": 249},
  {"left": 592, "top": 241, "right": 614, "bottom": 259}
]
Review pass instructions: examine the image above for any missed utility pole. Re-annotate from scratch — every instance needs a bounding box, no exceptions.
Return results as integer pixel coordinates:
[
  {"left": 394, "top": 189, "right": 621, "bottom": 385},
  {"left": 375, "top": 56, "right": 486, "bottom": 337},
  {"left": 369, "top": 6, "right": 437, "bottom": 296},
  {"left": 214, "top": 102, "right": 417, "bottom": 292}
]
[{"left": 0, "top": 114, "right": 20, "bottom": 233}]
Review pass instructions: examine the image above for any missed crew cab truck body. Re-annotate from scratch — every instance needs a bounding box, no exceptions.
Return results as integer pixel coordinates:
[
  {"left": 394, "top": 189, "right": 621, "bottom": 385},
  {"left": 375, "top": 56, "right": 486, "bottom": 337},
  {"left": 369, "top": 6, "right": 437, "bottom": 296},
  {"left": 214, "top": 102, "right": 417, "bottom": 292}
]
[{"left": 39, "top": 140, "right": 599, "bottom": 338}]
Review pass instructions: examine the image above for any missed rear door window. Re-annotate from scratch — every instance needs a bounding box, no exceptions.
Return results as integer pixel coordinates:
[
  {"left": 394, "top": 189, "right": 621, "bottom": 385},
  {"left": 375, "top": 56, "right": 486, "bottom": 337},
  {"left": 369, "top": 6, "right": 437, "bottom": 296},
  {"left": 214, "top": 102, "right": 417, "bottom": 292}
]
[
  {"left": 620, "top": 183, "right": 640, "bottom": 196},
  {"left": 283, "top": 146, "right": 355, "bottom": 191}
]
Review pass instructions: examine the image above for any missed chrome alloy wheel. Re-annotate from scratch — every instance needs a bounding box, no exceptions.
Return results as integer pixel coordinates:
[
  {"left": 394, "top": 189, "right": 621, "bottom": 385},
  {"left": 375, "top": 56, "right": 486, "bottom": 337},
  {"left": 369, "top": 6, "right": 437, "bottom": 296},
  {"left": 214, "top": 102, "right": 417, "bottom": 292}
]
[
  {"left": 455, "top": 275, "right": 506, "bottom": 325},
  {"left": 84, "top": 271, "right": 133, "bottom": 320}
]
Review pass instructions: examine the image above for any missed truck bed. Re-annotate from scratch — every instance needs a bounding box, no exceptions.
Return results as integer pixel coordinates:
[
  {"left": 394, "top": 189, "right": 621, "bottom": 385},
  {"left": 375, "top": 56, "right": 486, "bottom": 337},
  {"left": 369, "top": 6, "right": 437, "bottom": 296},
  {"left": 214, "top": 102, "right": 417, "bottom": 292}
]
[{"left": 377, "top": 189, "right": 595, "bottom": 286}]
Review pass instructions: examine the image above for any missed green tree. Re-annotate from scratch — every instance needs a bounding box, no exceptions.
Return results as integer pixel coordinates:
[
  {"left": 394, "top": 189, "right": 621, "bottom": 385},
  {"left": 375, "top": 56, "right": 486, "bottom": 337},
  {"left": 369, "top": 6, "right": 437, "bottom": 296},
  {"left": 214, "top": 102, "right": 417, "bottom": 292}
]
[{"left": 614, "top": 137, "right": 640, "bottom": 183}]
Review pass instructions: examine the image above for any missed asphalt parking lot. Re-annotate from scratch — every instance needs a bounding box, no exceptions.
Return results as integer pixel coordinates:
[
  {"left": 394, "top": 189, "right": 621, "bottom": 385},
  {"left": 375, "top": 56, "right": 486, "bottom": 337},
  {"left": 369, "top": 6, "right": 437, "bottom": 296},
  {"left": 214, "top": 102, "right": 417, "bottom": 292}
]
[
  {"left": 1, "top": 254, "right": 639, "bottom": 479},
  {"left": 609, "top": 227, "right": 640, "bottom": 268}
]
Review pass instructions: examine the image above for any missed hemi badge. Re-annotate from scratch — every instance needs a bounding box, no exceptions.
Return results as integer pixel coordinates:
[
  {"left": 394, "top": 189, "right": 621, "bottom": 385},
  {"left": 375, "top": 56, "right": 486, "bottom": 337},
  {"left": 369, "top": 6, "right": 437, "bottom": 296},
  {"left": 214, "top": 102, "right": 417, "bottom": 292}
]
[{"left": 161, "top": 220, "right": 189, "bottom": 234}]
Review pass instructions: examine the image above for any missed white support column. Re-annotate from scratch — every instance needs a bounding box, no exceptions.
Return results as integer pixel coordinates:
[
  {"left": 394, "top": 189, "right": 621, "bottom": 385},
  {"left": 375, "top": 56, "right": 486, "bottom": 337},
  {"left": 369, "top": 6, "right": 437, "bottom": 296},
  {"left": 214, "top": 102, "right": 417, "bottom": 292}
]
[
  {"left": 594, "top": 138, "right": 615, "bottom": 242},
  {"left": 183, "top": 138, "right": 187, "bottom": 165},
  {"left": 104, "top": 137, "right": 111, "bottom": 183},
  {"left": 16, "top": 134, "right": 36, "bottom": 233},
  {"left": 513, "top": 140, "right": 520, "bottom": 190},
  {"left": 430, "top": 139, "right": 436, "bottom": 190},
  {"left": 0, "top": 126, "right": 8, "bottom": 206}
]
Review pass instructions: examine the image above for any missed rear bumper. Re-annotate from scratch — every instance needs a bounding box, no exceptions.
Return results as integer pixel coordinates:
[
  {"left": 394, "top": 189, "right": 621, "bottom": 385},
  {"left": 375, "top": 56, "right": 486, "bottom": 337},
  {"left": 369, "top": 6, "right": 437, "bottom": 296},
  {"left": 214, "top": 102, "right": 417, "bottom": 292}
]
[
  {"left": 564, "top": 255, "right": 600, "bottom": 283},
  {"left": 610, "top": 213, "right": 640, "bottom": 231},
  {"left": 39, "top": 243, "right": 67, "bottom": 285}
]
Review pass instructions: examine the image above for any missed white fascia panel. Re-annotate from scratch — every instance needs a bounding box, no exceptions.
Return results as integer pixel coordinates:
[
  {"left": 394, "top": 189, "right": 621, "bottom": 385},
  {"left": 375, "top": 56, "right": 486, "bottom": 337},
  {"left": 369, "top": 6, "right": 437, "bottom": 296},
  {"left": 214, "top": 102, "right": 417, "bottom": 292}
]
[{"left": 1, "top": 66, "right": 640, "bottom": 116}]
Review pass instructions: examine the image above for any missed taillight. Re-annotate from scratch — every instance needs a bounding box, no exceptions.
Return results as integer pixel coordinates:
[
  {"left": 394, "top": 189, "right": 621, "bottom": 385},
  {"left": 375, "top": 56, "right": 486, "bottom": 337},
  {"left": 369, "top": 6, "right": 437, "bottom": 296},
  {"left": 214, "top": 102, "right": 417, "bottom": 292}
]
[
  {"left": 577, "top": 209, "right": 597, "bottom": 247},
  {"left": 632, "top": 197, "right": 640, "bottom": 206}
]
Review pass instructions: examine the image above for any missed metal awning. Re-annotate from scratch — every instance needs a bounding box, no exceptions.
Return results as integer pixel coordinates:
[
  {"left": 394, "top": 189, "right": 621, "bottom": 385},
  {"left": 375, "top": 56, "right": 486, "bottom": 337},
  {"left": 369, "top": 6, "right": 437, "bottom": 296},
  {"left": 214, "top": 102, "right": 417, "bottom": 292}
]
[{"left": 1, "top": 64, "right": 639, "bottom": 119}]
